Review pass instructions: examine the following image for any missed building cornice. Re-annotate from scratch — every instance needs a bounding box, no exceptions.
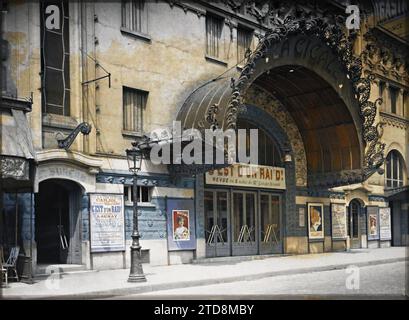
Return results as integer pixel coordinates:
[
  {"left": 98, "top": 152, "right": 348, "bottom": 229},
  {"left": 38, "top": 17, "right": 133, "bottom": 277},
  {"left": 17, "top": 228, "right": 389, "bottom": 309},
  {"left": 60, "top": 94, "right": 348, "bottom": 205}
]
[{"left": 380, "top": 111, "right": 409, "bottom": 130}]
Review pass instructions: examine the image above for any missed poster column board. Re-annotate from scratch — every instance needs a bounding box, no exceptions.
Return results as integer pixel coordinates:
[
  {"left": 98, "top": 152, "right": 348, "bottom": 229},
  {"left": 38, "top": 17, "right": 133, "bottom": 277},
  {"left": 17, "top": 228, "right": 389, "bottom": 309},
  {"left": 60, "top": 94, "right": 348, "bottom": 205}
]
[
  {"left": 367, "top": 206, "right": 380, "bottom": 241},
  {"left": 331, "top": 203, "right": 347, "bottom": 240},
  {"left": 167, "top": 198, "right": 196, "bottom": 251},
  {"left": 379, "top": 207, "right": 392, "bottom": 241},
  {"left": 89, "top": 193, "right": 125, "bottom": 252},
  {"left": 307, "top": 203, "right": 324, "bottom": 240}
]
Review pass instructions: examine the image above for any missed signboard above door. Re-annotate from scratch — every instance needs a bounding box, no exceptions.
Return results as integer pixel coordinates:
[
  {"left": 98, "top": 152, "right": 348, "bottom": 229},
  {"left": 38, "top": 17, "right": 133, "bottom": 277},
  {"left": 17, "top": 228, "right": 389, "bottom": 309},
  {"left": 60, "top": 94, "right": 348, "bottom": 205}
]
[{"left": 205, "top": 163, "right": 286, "bottom": 190}]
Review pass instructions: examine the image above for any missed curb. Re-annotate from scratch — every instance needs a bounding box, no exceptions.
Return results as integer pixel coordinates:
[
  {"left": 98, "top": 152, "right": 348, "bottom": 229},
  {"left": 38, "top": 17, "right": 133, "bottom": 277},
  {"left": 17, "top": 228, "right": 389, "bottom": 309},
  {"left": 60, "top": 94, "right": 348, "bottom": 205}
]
[{"left": 4, "top": 256, "right": 406, "bottom": 299}]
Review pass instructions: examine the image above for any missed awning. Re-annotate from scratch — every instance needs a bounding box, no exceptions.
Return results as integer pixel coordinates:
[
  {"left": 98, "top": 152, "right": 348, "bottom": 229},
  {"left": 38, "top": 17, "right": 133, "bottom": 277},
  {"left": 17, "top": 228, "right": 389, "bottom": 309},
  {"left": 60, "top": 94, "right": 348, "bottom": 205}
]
[
  {"left": 1, "top": 101, "right": 35, "bottom": 181},
  {"left": 176, "top": 73, "right": 238, "bottom": 132}
]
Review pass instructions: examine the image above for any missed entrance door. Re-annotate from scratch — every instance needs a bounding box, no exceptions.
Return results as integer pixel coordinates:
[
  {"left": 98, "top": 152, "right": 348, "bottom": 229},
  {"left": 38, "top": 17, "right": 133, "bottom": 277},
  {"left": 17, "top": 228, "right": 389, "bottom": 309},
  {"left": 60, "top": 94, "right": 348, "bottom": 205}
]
[
  {"left": 204, "top": 190, "right": 230, "bottom": 257},
  {"left": 232, "top": 191, "right": 257, "bottom": 256},
  {"left": 348, "top": 200, "right": 361, "bottom": 249},
  {"left": 260, "top": 193, "right": 282, "bottom": 254},
  {"left": 35, "top": 179, "right": 82, "bottom": 264}
]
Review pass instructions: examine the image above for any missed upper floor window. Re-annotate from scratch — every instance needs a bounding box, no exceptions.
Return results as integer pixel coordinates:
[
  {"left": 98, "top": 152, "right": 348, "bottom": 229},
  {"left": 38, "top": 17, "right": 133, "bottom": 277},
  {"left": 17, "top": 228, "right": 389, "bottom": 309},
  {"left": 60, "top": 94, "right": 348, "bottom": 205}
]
[
  {"left": 385, "top": 150, "right": 404, "bottom": 188},
  {"left": 123, "top": 87, "right": 147, "bottom": 134},
  {"left": 237, "top": 26, "right": 253, "bottom": 64},
  {"left": 121, "top": 0, "right": 147, "bottom": 34},
  {"left": 40, "top": 1, "right": 70, "bottom": 116},
  {"left": 390, "top": 86, "right": 399, "bottom": 114},
  {"left": 206, "top": 14, "right": 223, "bottom": 59}
]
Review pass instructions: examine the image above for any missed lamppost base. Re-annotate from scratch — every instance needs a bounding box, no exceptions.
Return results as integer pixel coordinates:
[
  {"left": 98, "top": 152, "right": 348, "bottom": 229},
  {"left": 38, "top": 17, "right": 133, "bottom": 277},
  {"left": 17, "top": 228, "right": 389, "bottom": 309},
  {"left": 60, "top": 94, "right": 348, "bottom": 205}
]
[{"left": 128, "top": 274, "right": 147, "bottom": 283}]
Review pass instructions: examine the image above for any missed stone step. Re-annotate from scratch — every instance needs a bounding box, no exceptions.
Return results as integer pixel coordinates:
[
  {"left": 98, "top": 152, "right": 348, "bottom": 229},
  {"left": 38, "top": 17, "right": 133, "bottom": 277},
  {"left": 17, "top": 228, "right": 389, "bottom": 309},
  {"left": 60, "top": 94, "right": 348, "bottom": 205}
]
[
  {"left": 34, "top": 264, "right": 90, "bottom": 278},
  {"left": 192, "top": 253, "right": 289, "bottom": 265}
]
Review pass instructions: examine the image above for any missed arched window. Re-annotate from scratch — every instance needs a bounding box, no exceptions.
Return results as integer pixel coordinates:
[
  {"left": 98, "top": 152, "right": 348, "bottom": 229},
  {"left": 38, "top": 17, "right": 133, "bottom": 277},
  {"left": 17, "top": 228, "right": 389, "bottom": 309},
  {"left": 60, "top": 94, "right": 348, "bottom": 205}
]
[
  {"left": 237, "top": 119, "right": 282, "bottom": 166},
  {"left": 385, "top": 151, "right": 404, "bottom": 188}
]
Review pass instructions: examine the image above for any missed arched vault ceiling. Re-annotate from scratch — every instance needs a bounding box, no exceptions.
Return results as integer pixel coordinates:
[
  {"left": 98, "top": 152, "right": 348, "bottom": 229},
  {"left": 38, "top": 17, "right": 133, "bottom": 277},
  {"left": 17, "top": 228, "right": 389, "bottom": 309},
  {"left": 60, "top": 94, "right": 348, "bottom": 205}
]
[{"left": 253, "top": 65, "right": 361, "bottom": 174}]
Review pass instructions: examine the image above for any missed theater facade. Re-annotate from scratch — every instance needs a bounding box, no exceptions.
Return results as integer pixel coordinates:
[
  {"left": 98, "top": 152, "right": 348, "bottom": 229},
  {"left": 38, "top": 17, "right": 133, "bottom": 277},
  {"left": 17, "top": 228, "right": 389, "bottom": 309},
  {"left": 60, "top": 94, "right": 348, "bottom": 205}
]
[{"left": 1, "top": 1, "right": 408, "bottom": 274}]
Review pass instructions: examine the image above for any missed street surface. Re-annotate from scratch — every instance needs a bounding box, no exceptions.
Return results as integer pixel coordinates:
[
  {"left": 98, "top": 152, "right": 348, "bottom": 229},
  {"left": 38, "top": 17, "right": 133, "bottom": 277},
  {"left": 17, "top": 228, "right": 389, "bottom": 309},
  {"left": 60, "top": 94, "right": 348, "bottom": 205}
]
[{"left": 118, "top": 261, "right": 407, "bottom": 299}]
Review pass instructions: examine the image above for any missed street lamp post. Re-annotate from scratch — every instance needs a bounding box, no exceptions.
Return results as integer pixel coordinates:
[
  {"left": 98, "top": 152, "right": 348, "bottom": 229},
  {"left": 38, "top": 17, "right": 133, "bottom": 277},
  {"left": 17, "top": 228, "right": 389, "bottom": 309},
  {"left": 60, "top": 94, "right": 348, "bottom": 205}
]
[{"left": 126, "top": 141, "right": 146, "bottom": 282}]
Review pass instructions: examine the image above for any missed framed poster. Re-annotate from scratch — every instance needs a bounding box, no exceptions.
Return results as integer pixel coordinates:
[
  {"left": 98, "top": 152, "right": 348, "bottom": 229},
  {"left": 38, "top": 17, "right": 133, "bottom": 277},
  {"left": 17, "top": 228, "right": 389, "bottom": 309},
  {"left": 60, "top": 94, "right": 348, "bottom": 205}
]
[
  {"left": 308, "top": 203, "right": 324, "bottom": 239},
  {"left": 167, "top": 198, "right": 196, "bottom": 251},
  {"left": 379, "top": 207, "right": 392, "bottom": 240},
  {"left": 367, "top": 206, "right": 380, "bottom": 240},
  {"left": 331, "top": 203, "right": 347, "bottom": 239},
  {"left": 90, "top": 193, "right": 125, "bottom": 252},
  {"left": 172, "top": 210, "right": 190, "bottom": 241}
]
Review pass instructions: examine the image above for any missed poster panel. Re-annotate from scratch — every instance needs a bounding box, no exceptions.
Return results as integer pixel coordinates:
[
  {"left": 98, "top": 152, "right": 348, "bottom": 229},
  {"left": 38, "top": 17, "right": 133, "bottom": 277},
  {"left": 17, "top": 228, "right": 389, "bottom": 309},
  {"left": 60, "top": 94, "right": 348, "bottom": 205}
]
[
  {"left": 90, "top": 193, "right": 125, "bottom": 252},
  {"left": 367, "top": 206, "right": 380, "bottom": 240},
  {"left": 308, "top": 203, "right": 324, "bottom": 239},
  {"left": 167, "top": 198, "right": 196, "bottom": 251},
  {"left": 172, "top": 210, "right": 190, "bottom": 241},
  {"left": 331, "top": 203, "right": 347, "bottom": 239},
  {"left": 379, "top": 207, "right": 392, "bottom": 240}
]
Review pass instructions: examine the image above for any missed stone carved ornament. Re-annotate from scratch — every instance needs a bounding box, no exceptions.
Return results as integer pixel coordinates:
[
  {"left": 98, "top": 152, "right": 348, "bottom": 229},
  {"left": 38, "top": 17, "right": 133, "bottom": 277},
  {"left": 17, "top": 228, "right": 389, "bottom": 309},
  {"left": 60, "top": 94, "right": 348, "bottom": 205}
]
[
  {"left": 243, "top": 85, "right": 307, "bottom": 187},
  {"left": 223, "top": 1, "right": 385, "bottom": 185},
  {"left": 361, "top": 29, "right": 409, "bottom": 83}
]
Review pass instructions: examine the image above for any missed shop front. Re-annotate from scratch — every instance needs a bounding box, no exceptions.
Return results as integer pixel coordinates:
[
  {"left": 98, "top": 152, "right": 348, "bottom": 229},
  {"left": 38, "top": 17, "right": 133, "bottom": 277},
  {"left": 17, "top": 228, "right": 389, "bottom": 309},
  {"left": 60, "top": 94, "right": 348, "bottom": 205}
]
[{"left": 204, "top": 164, "right": 285, "bottom": 258}]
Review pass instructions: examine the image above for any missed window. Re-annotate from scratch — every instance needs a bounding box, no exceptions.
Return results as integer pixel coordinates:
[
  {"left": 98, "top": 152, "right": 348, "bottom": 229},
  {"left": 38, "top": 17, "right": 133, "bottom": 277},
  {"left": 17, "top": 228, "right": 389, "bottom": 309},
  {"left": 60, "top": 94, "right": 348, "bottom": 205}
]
[
  {"left": 121, "top": 0, "right": 147, "bottom": 34},
  {"left": 40, "top": 1, "right": 70, "bottom": 116},
  {"left": 206, "top": 14, "right": 223, "bottom": 58},
  {"left": 236, "top": 119, "right": 282, "bottom": 166},
  {"left": 390, "top": 86, "right": 399, "bottom": 114},
  {"left": 123, "top": 87, "right": 147, "bottom": 133},
  {"left": 385, "top": 151, "right": 404, "bottom": 188},
  {"left": 237, "top": 26, "right": 253, "bottom": 64},
  {"left": 124, "top": 186, "right": 152, "bottom": 204},
  {"left": 379, "top": 81, "right": 386, "bottom": 108}
]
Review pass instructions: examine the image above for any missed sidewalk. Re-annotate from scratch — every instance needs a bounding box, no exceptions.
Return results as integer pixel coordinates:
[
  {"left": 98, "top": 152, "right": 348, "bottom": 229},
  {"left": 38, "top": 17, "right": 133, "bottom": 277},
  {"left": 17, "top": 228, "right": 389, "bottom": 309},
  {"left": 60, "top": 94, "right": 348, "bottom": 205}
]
[{"left": 1, "top": 247, "right": 406, "bottom": 299}]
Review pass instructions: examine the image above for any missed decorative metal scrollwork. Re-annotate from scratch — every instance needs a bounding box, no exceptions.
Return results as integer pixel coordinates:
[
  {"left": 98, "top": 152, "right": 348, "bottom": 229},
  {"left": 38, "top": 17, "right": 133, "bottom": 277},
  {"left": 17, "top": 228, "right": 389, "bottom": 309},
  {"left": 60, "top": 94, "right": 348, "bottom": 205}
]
[
  {"left": 57, "top": 122, "right": 92, "bottom": 150},
  {"left": 225, "top": 1, "right": 385, "bottom": 181}
]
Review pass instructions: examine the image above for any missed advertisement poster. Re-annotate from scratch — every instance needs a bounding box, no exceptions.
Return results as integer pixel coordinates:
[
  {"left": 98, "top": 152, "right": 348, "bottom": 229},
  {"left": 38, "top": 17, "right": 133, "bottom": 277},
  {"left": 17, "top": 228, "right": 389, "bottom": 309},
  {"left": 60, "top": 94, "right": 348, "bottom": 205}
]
[
  {"left": 172, "top": 210, "right": 190, "bottom": 241},
  {"left": 367, "top": 206, "right": 380, "bottom": 240},
  {"left": 90, "top": 194, "right": 125, "bottom": 252},
  {"left": 206, "top": 163, "right": 286, "bottom": 190},
  {"left": 167, "top": 198, "right": 196, "bottom": 251},
  {"left": 308, "top": 203, "right": 324, "bottom": 239},
  {"left": 379, "top": 207, "right": 392, "bottom": 240},
  {"left": 331, "top": 203, "right": 347, "bottom": 239}
]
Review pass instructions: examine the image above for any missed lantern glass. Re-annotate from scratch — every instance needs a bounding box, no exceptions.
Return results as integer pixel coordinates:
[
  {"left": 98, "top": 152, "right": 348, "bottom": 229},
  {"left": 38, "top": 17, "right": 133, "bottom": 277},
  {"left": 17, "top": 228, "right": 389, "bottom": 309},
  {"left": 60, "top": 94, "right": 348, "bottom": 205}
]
[{"left": 126, "top": 147, "right": 142, "bottom": 174}]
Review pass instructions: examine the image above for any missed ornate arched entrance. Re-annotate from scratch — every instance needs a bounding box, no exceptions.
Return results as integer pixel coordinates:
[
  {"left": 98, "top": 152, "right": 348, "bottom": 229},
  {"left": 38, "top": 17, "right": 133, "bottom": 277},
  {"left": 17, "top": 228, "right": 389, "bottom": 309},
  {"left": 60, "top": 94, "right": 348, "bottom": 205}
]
[{"left": 175, "top": 3, "right": 386, "bottom": 257}]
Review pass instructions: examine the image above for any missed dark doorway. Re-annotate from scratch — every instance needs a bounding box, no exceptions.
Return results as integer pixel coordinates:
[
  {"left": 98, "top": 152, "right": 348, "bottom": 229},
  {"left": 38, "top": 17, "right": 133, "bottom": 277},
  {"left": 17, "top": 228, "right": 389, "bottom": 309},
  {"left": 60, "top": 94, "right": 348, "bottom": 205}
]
[
  {"left": 348, "top": 200, "right": 362, "bottom": 249},
  {"left": 35, "top": 179, "right": 82, "bottom": 264}
]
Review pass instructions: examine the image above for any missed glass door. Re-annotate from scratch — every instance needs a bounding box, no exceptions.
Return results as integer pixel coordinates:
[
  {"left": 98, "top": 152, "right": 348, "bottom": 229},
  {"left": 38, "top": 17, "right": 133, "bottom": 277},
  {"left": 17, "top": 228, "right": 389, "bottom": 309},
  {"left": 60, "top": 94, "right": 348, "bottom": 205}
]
[
  {"left": 204, "top": 190, "right": 230, "bottom": 257},
  {"left": 260, "top": 193, "right": 282, "bottom": 254},
  {"left": 349, "top": 200, "right": 361, "bottom": 249},
  {"left": 231, "top": 191, "right": 258, "bottom": 256}
]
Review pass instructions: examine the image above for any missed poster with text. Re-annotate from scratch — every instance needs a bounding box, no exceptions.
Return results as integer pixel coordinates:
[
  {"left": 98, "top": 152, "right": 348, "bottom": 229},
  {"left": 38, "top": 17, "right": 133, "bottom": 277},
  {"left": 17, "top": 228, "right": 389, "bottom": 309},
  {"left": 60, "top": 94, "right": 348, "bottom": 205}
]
[
  {"left": 367, "top": 206, "right": 380, "bottom": 241},
  {"left": 172, "top": 210, "right": 190, "bottom": 241},
  {"left": 308, "top": 203, "right": 324, "bottom": 239},
  {"left": 379, "top": 207, "right": 392, "bottom": 240},
  {"left": 90, "top": 194, "right": 125, "bottom": 252},
  {"left": 331, "top": 203, "right": 347, "bottom": 239}
]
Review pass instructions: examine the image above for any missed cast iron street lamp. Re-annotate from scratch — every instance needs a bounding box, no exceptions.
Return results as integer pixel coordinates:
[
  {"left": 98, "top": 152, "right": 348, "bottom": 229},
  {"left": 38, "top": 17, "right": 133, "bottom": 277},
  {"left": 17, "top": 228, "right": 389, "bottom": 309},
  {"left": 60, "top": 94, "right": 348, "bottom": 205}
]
[{"left": 126, "top": 141, "right": 147, "bottom": 282}]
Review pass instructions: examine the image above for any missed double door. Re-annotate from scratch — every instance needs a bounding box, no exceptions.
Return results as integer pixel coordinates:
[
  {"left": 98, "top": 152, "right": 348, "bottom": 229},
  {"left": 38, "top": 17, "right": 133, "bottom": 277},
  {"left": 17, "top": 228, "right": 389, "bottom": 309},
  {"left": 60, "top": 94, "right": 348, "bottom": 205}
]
[{"left": 204, "top": 189, "right": 282, "bottom": 257}]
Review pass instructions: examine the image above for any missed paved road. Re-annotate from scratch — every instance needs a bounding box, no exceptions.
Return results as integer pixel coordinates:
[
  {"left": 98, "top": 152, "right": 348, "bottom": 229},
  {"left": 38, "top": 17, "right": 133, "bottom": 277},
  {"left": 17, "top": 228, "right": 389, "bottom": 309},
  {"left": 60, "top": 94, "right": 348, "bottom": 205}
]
[{"left": 117, "top": 261, "right": 407, "bottom": 299}]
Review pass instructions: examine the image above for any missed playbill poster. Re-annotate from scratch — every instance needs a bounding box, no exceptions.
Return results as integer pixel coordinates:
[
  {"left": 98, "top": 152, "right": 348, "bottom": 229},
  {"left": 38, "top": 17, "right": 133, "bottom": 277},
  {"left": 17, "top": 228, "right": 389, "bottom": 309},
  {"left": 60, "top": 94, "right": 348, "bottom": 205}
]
[
  {"left": 308, "top": 203, "right": 324, "bottom": 239},
  {"left": 331, "top": 203, "right": 347, "bottom": 239},
  {"left": 172, "top": 210, "right": 190, "bottom": 241},
  {"left": 90, "top": 194, "right": 125, "bottom": 252},
  {"left": 367, "top": 206, "right": 380, "bottom": 241},
  {"left": 379, "top": 207, "right": 392, "bottom": 240}
]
